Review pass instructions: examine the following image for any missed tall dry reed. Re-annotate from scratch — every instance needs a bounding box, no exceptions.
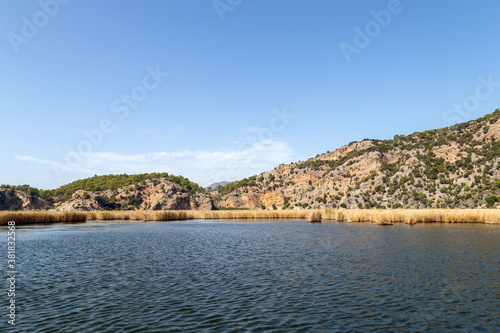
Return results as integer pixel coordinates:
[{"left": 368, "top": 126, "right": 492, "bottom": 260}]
[
  {"left": 308, "top": 211, "right": 322, "bottom": 222},
  {"left": 0, "top": 211, "right": 87, "bottom": 225},
  {"left": 1, "top": 209, "right": 499, "bottom": 225}
]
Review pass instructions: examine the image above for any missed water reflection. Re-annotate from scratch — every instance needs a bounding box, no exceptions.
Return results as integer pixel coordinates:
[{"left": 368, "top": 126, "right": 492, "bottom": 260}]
[{"left": 1, "top": 221, "right": 498, "bottom": 331}]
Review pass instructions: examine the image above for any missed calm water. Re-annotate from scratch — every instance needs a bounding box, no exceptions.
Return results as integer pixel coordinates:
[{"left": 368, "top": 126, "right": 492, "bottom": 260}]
[{"left": 2, "top": 220, "right": 500, "bottom": 332}]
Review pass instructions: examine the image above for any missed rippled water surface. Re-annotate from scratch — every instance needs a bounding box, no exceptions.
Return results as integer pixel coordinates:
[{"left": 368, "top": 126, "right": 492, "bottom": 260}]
[{"left": 2, "top": 221, "right": 500, "bottom": 332}]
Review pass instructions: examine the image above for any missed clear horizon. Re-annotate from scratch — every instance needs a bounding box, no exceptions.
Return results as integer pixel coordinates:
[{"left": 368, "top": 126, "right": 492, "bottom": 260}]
[{"left": 2, "top": 0, "right": 500, "bottom": 190}]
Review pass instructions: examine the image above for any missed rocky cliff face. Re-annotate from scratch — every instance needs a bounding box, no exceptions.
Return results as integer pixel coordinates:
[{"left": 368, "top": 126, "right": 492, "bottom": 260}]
[
  {"left": 55, "top": 178, "right": 214, "bottom": 211},
  {"left": 4, "top": 110, "right": 500, "bottom": 212},
  {"left": 215, "top": 110, "right": 500, "bottom": 209},
  {"left": 0, "top": 189, "right": 50, "bottom": 210}
]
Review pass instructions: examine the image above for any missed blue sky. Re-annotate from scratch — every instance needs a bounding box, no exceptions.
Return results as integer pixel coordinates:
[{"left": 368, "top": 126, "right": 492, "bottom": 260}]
[{"left": 1, "top": 0, "right": 500, "bottom": 189}]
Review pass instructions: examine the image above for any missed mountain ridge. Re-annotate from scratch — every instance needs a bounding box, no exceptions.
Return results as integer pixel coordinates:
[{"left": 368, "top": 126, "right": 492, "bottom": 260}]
[
  {"left": 213, "top": 108, "right": 500, "bottom": 209},
  {"left": 2, "top": 109, "right": 500, "bottom": 211}
]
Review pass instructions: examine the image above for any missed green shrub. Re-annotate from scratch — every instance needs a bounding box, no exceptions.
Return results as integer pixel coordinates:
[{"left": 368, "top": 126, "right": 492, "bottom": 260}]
[{"left": 486, "top": 195, "right": 498, "bottom": 208}]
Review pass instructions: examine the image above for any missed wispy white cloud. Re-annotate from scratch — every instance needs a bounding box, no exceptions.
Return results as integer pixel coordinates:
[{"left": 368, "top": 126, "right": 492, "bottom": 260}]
[
  {"left": 15, "top": 139, "right": 294, "bottom": 186},
  {"left": 14, "top": 155, "right": 96, "bottom": 174}
]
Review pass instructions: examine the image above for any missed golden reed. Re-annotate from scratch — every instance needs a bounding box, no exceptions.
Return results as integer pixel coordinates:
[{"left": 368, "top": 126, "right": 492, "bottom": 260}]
[
  {"left": 0, "top": 211, "right": 87, "bottom": 225},
  {"left": 1, "top": 209, "right": 499, "bottom": 225}
]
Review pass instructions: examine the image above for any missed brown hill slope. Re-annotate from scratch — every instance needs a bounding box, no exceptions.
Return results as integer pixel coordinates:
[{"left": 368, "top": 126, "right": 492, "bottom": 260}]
[
  {"left": 0, "top": 188, "right": 50, "bottom": 211},
  {"left": 0, "top": 173, "right": 214, "bottom": 211},
  {"left": 55, "top": 177, "right": 214, "bottom": 211},
  {"left": 214, "top": 109, "right": 500, "bottom": 209}
]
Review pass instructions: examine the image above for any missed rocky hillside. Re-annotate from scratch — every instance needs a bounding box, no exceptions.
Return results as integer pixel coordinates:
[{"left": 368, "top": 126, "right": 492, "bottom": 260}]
[
  {"left": 3, "top": 110, "right": 500, "bottom": 211},
  {"left": 214, "top": 109, "right": 500, "bottom": 209},
  {"left": 0, "top": 187, "right": 50, "bottom": 211},
  {"left": 1, "top": 173, "right": 214, "bottom": 211},
  {"left": 55, "top": 178, "right": 213, "bottom": 211}
]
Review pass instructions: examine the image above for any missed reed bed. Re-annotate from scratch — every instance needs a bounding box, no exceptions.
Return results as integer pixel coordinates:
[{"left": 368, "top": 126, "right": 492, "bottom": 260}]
[
  {"left": 86, "top": 209, "right": 310, "bottom": 221},
  {"left": 186, "top": 210, "right": 310, "bottom": 220},
  {"left": 142, "top": 211, "right": 188, "bottom": 221},
  {"left": 308, "top": 211, "right": 322, "bottom": 223},
  {"left": 321, "top": 209, "right": 500, "bottom": 224},
  {"left": 86, "top": 211, "right": 145, "bottom": 221},
  {"left": 1, "top": 209, "right": 499, "bottom": 225},
  {"left": 0, "top": 211, "right": 87, "bottom": 225}
]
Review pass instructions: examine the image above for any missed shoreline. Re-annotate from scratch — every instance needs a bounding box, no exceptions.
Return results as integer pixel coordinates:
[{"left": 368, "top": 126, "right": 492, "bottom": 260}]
[{"left": 1, "top": 209, "right": 500, "bottom": 225}]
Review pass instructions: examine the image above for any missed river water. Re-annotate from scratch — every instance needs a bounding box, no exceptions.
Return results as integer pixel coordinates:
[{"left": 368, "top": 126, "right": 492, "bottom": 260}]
[{"left": 2, "top": 220, "right": 499, "bottom": 332}]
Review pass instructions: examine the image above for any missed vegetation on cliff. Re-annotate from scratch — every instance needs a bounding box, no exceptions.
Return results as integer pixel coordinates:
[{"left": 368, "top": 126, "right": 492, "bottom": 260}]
[
  {"left": 48, "top": 173, "right": 206, "bottom": 201},
  {"left": 2, "top": 109, "right": 500, "bottom": 212},
  {"left": 0, "top": 173, "right": 207, "bottom": 210},
  {"left": 216, "top": 109, "right": 500, "bottom": 209}
]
